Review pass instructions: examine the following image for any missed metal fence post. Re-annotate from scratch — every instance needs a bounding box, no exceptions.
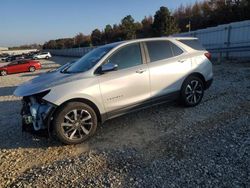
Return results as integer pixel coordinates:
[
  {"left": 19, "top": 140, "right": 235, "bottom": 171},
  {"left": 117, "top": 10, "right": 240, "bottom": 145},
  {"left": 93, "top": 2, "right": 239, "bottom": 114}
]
[{"left": 226, "top": 25, "right": 231, "bottom": 60}]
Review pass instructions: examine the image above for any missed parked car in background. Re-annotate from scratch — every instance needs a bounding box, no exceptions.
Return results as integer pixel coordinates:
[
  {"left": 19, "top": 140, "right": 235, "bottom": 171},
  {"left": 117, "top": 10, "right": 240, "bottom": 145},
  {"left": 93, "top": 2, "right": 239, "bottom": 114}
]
[
  {"left": 33, "top": 52, "right": 51, "bottom": 59},
  {"left": 24, "top": 53, "right": 35, "bottom": 59},
  {"left": 1, "top": 56, "right": 9, "bottom": 62},
  {"left": 4, "top": 55, "right": 25, "bottom": 62},
  {"left": 14, "top": 37, "right": 213, "bottom": 144},
  {"left": 0, "top": 53, "right": 10, "bottom": 58},
  {"left": 0, "top": 59, "right": 41, "bottom": 76}
]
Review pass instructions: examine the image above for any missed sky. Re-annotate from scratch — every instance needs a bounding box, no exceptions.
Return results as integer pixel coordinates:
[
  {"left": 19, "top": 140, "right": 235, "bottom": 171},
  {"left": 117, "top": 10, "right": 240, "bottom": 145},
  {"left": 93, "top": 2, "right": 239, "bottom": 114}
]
[{"left": 0, "top": 0, "right": 202, "bottom": 47}]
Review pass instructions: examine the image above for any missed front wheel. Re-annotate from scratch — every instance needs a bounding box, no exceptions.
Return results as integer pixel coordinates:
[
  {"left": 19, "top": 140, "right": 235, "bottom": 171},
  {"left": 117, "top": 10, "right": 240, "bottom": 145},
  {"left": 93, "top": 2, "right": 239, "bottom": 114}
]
[
  {"left": 53, "top": 102, "right": 97, "bottom": 145},
  {"left": 180, "top": 76, "right": 204, "bottom": 107},
  {"left": 0, "top": 70, "right": 7, "bottom": 76},
  {"left": 29, "top": 66, "right": 36, "bottom": 72}
]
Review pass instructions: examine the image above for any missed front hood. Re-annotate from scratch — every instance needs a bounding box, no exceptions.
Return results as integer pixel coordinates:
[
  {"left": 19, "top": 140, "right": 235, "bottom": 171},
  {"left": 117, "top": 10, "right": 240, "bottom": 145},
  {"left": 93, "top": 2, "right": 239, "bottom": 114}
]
[{"left": 14, "top": 71, "right": 86, "bottom": 97}]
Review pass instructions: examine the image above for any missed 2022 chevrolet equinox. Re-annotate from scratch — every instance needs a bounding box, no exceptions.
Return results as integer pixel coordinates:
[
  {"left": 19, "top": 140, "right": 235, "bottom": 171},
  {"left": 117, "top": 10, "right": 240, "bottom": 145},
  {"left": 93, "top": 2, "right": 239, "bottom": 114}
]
[{"left": 14, "top": 37, "right": 213, "bottom": 144}]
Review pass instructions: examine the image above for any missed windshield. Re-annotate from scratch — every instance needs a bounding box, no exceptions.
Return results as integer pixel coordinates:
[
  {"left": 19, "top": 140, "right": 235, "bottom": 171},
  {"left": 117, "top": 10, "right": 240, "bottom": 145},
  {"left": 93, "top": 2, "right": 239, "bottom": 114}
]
[{"left": 66, "top": 46, "right": 113, "bottom": 73}]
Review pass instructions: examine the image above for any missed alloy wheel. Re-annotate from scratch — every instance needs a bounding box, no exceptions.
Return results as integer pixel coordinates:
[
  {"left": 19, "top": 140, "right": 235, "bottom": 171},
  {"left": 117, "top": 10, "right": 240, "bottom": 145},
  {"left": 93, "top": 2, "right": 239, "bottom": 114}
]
[
  {"left": 29, "top": 67, "right": 35, "bottom": 72},
  {"left": 61, "top": 109, "right": 93, "bottom": 140},
  {"left": 185, "top": 80, "right": 203, "bottom": 105},
  {"left": 0, "top": 70, "right": 7, "bottom": 76}
]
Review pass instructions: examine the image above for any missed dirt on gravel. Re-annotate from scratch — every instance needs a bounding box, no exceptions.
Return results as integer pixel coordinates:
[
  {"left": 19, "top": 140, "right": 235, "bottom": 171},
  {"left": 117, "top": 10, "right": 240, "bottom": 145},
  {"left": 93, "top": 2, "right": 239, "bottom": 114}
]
[{"left": 0, "top": 58, "right": 249, "bottom": 188}]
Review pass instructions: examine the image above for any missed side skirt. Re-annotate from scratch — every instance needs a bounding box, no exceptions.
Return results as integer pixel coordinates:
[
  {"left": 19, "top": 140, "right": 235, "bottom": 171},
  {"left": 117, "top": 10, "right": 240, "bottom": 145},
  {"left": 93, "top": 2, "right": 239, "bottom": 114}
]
[{"left": 106, "top": 91, "right": 180, "bottom": 120}]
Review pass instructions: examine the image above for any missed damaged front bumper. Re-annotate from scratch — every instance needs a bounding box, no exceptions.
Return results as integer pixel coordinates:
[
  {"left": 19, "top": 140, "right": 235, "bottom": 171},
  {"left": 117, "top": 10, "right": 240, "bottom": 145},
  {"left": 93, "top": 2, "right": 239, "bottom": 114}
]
[{"left": 21, "top": 94, "right": 56, "bottom": 132}]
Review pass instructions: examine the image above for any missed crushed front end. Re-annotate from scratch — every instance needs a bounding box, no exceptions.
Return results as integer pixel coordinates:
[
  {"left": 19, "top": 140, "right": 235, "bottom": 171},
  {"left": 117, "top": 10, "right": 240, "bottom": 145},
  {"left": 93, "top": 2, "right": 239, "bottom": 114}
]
[{"left": 21, "top": 90, "right": 56, "bottom": 132}]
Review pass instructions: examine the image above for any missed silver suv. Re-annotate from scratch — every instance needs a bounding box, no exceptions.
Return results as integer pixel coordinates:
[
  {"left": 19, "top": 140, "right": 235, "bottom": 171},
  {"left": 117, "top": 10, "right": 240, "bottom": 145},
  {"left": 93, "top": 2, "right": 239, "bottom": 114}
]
[{"left": 14, "top": 37, "right": 213, "bottom": 144}]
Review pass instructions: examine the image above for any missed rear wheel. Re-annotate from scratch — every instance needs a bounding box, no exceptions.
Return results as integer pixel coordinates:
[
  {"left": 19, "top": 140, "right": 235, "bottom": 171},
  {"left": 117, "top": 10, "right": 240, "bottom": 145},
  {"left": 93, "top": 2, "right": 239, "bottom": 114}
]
[
  {"left": 45, "top": 56, "right": 49, "bottom": 59},
  {"left": 180, "top": 76, "right": 204, "bottom": 107},
  {"left": 0, "top": 70, "right": 7, "bottom": 76},
  {"left": 29, "top": 66, "right": 36, "bottom": 72},
  {"left": 53, "top": 102, "right": 97, "bottom": 145}
]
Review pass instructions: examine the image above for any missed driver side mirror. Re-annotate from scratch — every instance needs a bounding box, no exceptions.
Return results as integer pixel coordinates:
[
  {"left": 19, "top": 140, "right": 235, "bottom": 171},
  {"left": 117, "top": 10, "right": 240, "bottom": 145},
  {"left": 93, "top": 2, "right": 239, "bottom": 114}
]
[{"left": 101, "top": 63, "right": 118, "bottom": 73}]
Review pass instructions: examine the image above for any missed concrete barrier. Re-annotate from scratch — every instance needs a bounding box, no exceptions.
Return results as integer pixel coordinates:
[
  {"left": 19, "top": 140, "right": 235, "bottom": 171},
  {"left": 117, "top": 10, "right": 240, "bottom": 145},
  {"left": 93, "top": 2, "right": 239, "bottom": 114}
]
[{"left": 47, "top": 47, "right": 95, "bottom": 57}]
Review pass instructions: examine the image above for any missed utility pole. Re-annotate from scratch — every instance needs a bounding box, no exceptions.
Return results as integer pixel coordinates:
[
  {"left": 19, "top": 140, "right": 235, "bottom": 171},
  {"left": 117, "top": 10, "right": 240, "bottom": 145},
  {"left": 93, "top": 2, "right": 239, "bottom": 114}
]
[
  {"left": 186, "top": 20, "right": 191, "bottom": 32},
  {"left": 189, "top": 20, "right": 191, "bottom": 32}
]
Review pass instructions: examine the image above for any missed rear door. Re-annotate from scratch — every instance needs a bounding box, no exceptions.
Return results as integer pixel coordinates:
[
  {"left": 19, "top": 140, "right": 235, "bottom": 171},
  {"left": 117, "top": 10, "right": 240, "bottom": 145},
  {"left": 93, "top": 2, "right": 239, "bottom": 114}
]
[
  {"left": 144, "top": 40, "right": 192, "bottom": 99},
  {"left": 98, "top": 43, "right": 150, "bottom": 116}
]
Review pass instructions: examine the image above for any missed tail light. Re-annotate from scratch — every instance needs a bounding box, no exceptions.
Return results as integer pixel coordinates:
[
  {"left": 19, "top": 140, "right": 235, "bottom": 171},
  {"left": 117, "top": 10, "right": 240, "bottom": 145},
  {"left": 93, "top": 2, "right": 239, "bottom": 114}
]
[{"left": 204, "top": 52, "right": 212, "bottom": 61}]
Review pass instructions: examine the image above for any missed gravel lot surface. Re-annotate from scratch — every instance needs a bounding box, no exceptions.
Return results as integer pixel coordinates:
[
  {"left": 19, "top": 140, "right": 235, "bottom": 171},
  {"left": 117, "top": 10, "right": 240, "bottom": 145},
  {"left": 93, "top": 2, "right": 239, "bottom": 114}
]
[{"left": 0, "top": 57, "right": 249, "bottom": 188}]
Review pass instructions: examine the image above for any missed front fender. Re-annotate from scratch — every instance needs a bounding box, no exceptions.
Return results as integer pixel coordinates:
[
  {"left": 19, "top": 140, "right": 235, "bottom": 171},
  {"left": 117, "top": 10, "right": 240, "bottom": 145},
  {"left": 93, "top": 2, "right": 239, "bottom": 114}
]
[{"left": 43, "top": 79, "right": 106, "bottom": 115}]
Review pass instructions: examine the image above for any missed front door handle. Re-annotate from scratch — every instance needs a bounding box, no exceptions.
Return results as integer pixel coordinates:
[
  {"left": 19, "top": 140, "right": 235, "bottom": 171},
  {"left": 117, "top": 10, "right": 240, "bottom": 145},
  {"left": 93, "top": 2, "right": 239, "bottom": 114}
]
[{"left": 136, "top": 69, "right": 146, "bottom": 74}]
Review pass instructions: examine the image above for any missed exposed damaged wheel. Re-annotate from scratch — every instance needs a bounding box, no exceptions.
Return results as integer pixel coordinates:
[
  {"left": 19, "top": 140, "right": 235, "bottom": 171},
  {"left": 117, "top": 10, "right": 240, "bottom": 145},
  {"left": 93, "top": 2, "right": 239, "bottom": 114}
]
[
  {"left": 181, "top": 76, "right": 204, "bottom": 107},
  {"left": 53, "top": 102, "right": 97, "bottom": 144}
]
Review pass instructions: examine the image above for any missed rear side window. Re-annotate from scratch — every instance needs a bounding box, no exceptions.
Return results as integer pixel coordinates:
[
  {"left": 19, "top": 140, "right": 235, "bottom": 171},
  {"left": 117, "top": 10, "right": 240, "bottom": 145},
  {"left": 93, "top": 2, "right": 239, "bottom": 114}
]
[
  {"left": 146, "top": 41, "right": 183, "bottom": 62},
  {"left": 178, "top": 39, "right": 205, "bottom": 50}
]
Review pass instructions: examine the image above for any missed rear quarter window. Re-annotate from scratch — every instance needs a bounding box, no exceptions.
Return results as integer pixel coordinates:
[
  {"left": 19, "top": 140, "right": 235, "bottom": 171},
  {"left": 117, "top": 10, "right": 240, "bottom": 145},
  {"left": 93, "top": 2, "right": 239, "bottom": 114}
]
[
  {"left": 169, "top": 42, "right": 183, "bottom": 56},
  {"left": 178, "top": 39, "right": 205, "bottom": 50}
]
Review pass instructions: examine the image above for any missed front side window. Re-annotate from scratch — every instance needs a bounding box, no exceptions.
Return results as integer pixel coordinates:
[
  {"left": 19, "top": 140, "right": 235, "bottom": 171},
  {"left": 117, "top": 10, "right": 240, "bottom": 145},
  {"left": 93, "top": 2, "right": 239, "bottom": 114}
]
[
  {"left": 108, "top": 43, "right": 142, "bottom": 70},
  {"left": 9, "top": 62, "right": 18, "bottom": 66},
  {"left": 146, "top": 41, "right": 174, "bottom": 62},
  {"left": 18, "top": 60, "right": 26, "bottom": 64}
]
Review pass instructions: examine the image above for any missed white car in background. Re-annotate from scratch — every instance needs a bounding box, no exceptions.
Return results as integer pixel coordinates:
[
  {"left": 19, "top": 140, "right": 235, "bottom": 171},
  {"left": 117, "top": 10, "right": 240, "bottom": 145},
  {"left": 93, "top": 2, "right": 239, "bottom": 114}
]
[{"left": 33, "top": 52, "right": 51, "bottom": 59}]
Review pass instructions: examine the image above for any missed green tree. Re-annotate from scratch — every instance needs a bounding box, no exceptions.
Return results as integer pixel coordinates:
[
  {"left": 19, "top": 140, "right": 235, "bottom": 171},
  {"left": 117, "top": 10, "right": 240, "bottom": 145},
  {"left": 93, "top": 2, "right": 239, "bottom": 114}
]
[
  {"left": 74, "top": 33, "right": 86, "bottom": 47},
  {"left": 104, "top": 24, "right": 113, "bottom": 44},
  {"left": 91, "top": 29, "right": 103, "bottom": 46},
  {"left": 120, "top": 15, "right": 137, "bottom": 39},
  {"left": 64, "top": 38, "right": 74, "bottom": 48},
  {"left": 111, "top": 24, "right": 124, "bottom": 42},
  {"left": 153, "top": 6, "right": 179, "bottom": 36},
  {"left": 140, "top": 16, "right": 153, "bottom": 38}
]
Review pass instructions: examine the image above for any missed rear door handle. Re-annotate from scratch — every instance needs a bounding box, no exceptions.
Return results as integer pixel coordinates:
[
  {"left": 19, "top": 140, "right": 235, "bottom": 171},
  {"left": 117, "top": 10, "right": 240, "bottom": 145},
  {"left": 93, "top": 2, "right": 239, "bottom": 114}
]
[
  {"left": 178, "top": 59, "right": 186, "bottom": 63},
  {"left": 136, "top": 69, "right": 146, "bottom": 74}
]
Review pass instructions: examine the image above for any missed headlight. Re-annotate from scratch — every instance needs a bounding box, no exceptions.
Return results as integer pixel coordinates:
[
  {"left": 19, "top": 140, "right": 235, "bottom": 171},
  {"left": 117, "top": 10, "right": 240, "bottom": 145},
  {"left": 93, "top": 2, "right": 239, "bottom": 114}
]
[{"left": 33, "top": 90, "right": 50, "bottom": 103}]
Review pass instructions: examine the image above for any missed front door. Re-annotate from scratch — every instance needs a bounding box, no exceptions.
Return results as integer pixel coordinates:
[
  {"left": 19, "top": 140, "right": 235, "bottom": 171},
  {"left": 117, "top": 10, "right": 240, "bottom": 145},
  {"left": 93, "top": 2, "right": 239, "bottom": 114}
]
[
  {"left": 98, "top": 43, "right": 150, "bottom": 117},
  {"left": 7, "top": 61, "right": 27, "bottom": 73}
]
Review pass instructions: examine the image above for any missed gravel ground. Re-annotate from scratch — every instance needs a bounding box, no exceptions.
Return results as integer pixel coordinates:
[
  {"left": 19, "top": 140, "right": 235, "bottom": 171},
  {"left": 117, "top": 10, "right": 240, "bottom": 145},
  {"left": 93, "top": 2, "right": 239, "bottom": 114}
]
[{"left": 0, "top": 58, "right": 249, "bottom": 188}]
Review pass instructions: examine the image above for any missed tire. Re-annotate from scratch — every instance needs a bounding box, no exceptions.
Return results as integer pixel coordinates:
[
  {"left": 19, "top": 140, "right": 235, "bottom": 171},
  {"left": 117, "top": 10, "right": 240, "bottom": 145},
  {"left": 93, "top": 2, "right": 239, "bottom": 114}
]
[
  {"left": 0, "top": 70, "right": 7, "bottom": 76},
  {"left": 45, "top": 56, "right": 49, "bottom": 59},
  {"left": 29, "top": 66, "right": 36, "bottom": 72},
  {"left": 53, "top": 102, "right": 98, "bottom": 145},
  {"left": 180, "top": 76, "right": 204, "bottom": 107}
]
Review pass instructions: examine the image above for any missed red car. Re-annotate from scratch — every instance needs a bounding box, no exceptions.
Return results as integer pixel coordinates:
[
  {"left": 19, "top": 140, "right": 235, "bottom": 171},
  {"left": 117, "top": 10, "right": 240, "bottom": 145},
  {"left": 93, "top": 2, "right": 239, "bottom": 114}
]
[{"left": 0, "top": 60, "right": 41, "bottom": 76}]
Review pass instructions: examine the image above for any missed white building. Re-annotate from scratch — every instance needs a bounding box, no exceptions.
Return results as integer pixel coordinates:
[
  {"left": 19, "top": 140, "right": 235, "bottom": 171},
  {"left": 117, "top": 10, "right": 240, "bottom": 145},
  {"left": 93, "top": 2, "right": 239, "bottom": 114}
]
[
  {"left": 0, "top": 47, "right": 9, "bottom": 51},
  {"left": 0, "top": 48, "right": 38, "bottom": 55}
]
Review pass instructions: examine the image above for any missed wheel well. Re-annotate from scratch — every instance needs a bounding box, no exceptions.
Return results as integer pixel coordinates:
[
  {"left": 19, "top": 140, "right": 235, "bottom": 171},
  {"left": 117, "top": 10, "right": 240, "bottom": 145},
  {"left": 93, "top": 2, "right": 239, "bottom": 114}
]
[
  {"left": 55, "top": 98, "right": 102, "bottom": 124},
  {"left": 187, "top": 72, "right": 206, "bottom": 85}
]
